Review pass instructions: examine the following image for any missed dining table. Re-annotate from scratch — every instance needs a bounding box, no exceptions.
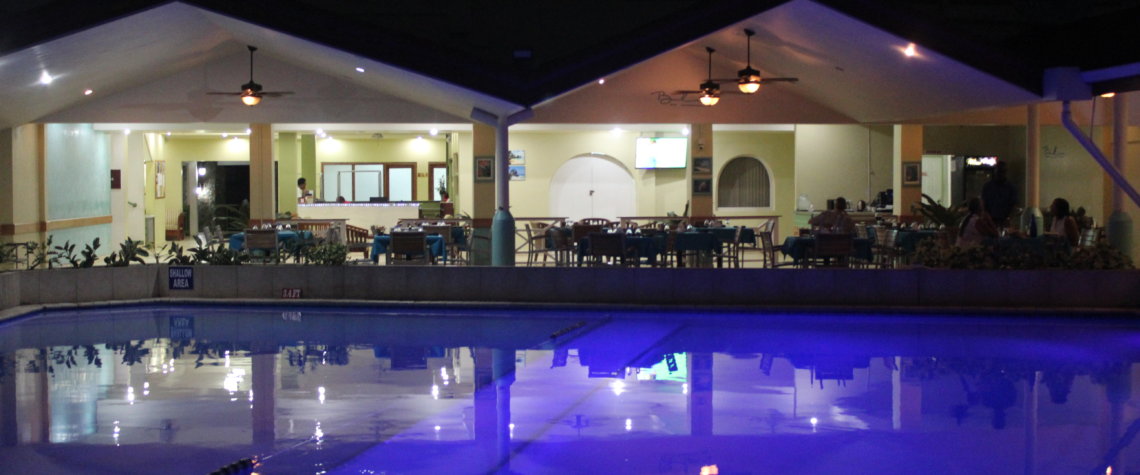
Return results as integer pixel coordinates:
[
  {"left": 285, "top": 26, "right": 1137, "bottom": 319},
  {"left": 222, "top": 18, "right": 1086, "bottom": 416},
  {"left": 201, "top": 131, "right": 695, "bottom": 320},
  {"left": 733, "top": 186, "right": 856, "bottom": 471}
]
[
  {"left": 696, "top": 226, "right": 756, "bottom": 245},
  {"left": 228, "top": 230, "right": 313, "bottom": 251},
  {"left": 576, "top": 233, "right": 664, "bottom": 266},
  {"left": 371, "top": 234, "right": 447, "bottom": 264},
  {"left": 673, "top": 232, "right": 723, "bottom": 268},
  {"left": 781, "top": 235, "right": 874, "bottom": 265}
]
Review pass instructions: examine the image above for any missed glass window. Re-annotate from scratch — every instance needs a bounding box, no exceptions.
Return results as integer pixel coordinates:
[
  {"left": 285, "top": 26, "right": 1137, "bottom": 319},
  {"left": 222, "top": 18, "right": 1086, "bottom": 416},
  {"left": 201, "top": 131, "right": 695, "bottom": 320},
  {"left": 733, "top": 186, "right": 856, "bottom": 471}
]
[{"left": 717, "top": 157, "right": 771, "bottom": 208}]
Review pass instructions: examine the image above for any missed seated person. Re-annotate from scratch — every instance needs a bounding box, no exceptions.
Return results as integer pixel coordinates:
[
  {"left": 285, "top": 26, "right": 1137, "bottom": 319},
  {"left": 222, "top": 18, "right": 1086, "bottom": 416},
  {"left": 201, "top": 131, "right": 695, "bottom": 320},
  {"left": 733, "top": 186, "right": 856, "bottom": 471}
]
[
  {"left": 809, "top": 197, "right": 856, "bottom": 234},
  {"left": 956, "top": 197, "right": 998, "bottom": 247},
  {"left": 1048, "top": 197, "right": 1080, "bottom": 247}
]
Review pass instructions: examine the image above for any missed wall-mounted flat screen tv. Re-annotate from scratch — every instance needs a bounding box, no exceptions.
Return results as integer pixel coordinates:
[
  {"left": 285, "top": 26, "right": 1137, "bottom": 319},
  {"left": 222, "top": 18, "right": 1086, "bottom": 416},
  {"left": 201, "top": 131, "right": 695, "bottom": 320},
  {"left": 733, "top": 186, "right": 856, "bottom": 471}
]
[{"left": 635, "top": 137, "right": 688, "bottom": 169}]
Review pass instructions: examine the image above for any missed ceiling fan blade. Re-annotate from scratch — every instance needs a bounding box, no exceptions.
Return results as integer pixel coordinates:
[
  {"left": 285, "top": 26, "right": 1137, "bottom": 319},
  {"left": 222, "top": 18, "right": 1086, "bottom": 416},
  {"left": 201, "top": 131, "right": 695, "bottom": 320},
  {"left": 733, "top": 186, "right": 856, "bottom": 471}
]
[
  {"left": 206, "top": 92, "right": 241, "bottom": 96},
  {"left": 760, "top": 77, "right": 798, "bottom": 83},
  {"left": 260, "top": 91, "right": 295, "bottom": 97}
]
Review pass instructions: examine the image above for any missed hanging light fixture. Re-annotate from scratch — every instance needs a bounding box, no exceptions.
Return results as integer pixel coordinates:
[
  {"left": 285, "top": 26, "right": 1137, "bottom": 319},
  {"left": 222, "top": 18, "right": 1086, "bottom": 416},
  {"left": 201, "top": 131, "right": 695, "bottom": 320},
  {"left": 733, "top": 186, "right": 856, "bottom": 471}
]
[
  {"left": 737, "top": 29, "right": 762, "bottom": 94},
  {"left": 699, "top": 47, "right": 720, "bottom": 106}
]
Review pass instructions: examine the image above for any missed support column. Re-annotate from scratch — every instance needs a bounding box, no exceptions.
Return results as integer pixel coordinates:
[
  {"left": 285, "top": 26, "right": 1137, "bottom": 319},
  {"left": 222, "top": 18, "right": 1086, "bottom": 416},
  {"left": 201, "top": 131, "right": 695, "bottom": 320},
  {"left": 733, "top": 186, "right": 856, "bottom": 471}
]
[
  {"left": 892, "top": 357, "right": 922, "bottom": 431},
  {"left": 1024, "top": 372, "right": 1040, "bottom": 475},
  {"left": 1022, "top": 104, "right": 1045, "bottom": 233},
  {"left": 0, "top": 125, "right": 45, "bottom": 244},
  {"left": 492, "top": 349, "right": 516, "bottom": 472},
  {"left": 277, "top": 133, "right": 299, "bottom": 217},
  {"left": 689, "top": 124, "right": 713, "bottom": 219},
  {"left": 471, "top": 107, "right": 532, "bottom": 267},
  {"left": 893, "top": 125, "right": 923, "bottom": 216},
  {"left": 1109, "top": 95, "right": 1133, "bottom": 257},
  {"left": 470, "top": 124, "right": 496, "bottom": 265},
  {"left": 472, "top": 348, "right": 496, "bottom": 469},
  {"left": 300, "top": 134, "right": 317, "bottom": 202},
  {"left": 248, "top": 124, "right": 275, "bottom": 226}
]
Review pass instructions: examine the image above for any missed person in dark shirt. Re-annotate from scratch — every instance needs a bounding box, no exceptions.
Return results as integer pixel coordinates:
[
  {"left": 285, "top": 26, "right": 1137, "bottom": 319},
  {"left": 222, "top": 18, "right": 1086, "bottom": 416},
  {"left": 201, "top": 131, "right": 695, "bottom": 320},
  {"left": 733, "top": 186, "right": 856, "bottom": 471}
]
[{"left": 981, "top": 162, "right": 1017, "bottom": 227}]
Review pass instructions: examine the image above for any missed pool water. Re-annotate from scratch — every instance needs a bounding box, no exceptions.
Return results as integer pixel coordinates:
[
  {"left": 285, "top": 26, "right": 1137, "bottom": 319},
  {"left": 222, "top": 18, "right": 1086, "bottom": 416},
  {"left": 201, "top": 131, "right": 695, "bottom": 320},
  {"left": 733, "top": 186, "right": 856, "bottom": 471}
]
[{"left": 0, "top": 304, "right": 1138, "bottom": 474}]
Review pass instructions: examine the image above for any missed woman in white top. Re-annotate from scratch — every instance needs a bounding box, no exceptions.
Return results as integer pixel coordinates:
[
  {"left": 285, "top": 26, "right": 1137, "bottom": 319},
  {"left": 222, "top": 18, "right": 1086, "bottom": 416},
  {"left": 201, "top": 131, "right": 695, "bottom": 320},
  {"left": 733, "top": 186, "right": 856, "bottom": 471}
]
[
  {"left": 1049, "top": 198, "right": 1080, "bottom": 247},
  {"left": 957, "top": 197, "right": 997, "bottom": 247}
]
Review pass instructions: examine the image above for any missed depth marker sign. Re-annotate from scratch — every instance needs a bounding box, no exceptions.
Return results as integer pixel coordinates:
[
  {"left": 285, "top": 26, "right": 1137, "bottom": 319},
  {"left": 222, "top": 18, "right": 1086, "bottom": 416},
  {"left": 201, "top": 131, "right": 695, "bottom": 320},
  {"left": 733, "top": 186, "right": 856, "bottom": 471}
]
[{"left": 168, "top": 266, "right": 194, "bottom": 290}]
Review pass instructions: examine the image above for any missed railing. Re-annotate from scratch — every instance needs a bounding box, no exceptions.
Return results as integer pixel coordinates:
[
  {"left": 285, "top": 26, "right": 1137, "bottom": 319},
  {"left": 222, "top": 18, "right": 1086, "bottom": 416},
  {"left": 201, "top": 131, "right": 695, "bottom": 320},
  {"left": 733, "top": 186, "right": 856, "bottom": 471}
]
[{"left": 619, "top": 215, "right": 781, "bottom": 241}]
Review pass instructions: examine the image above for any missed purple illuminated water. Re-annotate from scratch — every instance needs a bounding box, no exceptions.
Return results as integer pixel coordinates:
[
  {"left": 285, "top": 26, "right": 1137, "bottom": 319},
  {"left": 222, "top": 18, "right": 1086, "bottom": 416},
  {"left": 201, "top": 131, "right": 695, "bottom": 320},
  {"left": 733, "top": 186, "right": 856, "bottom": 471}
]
[{"left": 0, "top": 304, "right": 1137, "bottom": 474}]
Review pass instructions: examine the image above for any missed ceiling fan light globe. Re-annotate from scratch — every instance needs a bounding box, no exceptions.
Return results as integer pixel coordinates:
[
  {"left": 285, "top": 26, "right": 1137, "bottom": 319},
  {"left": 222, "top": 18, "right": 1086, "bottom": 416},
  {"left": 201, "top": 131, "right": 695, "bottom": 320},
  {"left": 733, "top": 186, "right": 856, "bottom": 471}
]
[
  {"left": 241, "top": 93, "right": 262, "bottom": 106},
  {"left": 737, "top": 67, "right": 762, "bottom": 94},
  {"left": 699, "top": 94, "right": 719, "bottom": 106},
  {"left": 738, "top": 81, "right": 761, "bottom": 94},
  {"left": 699, "top": 80, "right": 720, "bottom": 95}
]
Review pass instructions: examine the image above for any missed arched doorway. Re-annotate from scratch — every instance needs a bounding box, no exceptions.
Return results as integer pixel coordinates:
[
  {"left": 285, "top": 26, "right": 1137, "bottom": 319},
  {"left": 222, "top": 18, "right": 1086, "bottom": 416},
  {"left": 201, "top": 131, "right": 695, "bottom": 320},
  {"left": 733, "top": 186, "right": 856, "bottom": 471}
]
[{"left": 549, "top": 154, "right": 636, "bottom": 221}]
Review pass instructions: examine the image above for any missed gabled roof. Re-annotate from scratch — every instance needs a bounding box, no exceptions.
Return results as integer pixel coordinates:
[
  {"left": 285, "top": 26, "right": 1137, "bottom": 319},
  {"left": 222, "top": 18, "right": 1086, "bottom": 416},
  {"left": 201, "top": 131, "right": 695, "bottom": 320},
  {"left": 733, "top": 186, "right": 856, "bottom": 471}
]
[{"left": 1, "top": 0, "right": 1138, "bottom": 130}]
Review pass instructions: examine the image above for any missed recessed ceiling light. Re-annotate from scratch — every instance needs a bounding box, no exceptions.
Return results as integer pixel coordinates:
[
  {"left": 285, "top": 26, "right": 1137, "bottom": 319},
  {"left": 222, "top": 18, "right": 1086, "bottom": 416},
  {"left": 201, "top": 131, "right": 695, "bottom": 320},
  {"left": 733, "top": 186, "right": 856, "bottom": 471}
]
[
  {"left": 246, "top": 128, "right": 251, "bottom": 134},
  {"left": 429, "top": 128, "right": 438, "bottom": 136},
  {"left": 124, "top": 129, "right": 131, "bottom": 135},
  {"left": 681, "top": 127, "right": 690, "bottom": 136},
  {"left": 355, "top": 67, "right": 365, "bottom": 73},
  {"left": 221, "top": 133, "right": 228, "bottom": 138},
  {"left": 597, "top": 78, "right": 605, "bottom": 85},
  {"left": 165, "top": 132, "right": 171, "bottom": 136},
  {"left": 39, "top": 71, "right": 53, "bottom": 85},
  {"left": 83, "top": 89, "right": 93, "bottom": 96},
  {"left": 903, "top": 43, "right": 917, "bottom": 58},
  {"left": 611, "top": 127, "right": 622, "bottom": 135},
  {"left": 1101, "top": 92, "right": 1116, "bottom": 98}
]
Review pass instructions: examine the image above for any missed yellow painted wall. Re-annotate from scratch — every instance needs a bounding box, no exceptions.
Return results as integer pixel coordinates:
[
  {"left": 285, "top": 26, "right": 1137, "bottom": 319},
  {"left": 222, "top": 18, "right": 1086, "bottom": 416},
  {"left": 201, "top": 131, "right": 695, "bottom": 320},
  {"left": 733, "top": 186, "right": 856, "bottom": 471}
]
[{"left": 713, "top": 131, "right": 795, "bottom": 237}]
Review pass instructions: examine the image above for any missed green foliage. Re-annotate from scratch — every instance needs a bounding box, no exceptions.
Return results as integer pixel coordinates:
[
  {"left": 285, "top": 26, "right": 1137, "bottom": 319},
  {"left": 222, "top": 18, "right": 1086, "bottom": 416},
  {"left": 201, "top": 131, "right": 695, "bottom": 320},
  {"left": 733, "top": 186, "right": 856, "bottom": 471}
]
[
  {"left": 103, "top": 238, "right": 149, "bottom": 267},
  {"left": 28, "top": 236, "right": 58, "bottom": 269},
  {"left": 303, "top": 242, "right": 347, "bottom": 266},
  {"left": 162, "top": 242, "right": 194, "bottom": 265},
  {"left": 915, "top": 194, "right": 965, "bottom": 229},
  {"left": 212, "top": 203, "right": 250, "bottom": 233},
  {"left": 914, "top": 238, "right": 1133, "bottom": 270},
  {"left": 55, "top": 238, "right": 101, "bottom": 268},
  {"left": 188, "top": 235, "right": 248, "bottom": 265}
]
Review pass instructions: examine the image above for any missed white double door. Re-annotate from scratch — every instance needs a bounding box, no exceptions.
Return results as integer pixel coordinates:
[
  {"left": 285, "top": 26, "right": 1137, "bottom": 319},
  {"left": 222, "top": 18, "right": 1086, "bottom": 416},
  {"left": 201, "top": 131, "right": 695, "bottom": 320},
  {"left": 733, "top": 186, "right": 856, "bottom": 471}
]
[{"left": 549, "top": 155, "right": 635, "bottom": 221}]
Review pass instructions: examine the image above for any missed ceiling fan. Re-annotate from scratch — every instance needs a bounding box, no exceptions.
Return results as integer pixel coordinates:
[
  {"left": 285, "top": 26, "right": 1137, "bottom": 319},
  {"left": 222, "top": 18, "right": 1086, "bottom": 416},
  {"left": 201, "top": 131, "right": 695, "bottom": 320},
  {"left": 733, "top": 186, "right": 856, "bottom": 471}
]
[
  {"left": 674, "top": 47, "right": 724, "bottom": 106},
  {"left": 208, "top": 45, "right": 293, "bottom": 106},
  {"left": 710, "top": 29, "right": 799, "bottom": 94}
]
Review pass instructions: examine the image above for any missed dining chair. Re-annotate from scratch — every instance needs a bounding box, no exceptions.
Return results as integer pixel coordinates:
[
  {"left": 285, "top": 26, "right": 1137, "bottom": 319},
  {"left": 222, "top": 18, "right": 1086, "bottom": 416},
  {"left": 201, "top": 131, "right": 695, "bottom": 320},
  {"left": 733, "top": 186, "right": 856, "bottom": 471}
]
[
  {"left": 423, "top": 225, "right": 460, "bottom": 265},
  {"left": 523, "top": 222, "right": 553, "bottom": 266},
  {"left": 873, "top": 228, "right": 899, "bottom": 269},
  {"left": 546, "top": 227, "right": 574, "bottom": 266},
  {"left": 387, "top": 232, "right": 431, "bottom": 265},
  {"left": 243, "top": 229, "right": 280, "bottom": 264},
  {"left": 586, "top": 232, "right": 631, "bottom": 266},
  {"left": 810, "top": 233, "right": 854, "bottom": 268},
  {"left": 719, "top": 226, "right": 743, "bottom": 268},
  {"left": 571, "top": 224, "right": 604, "bottom": 265}
]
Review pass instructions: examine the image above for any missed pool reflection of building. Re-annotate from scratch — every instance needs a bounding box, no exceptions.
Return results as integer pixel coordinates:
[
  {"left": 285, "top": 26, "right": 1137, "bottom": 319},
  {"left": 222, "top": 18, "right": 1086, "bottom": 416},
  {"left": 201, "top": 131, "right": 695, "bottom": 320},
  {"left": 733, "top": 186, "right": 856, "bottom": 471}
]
[{"left": 0, "top": 306, "right": 1137, "bottom": 473}]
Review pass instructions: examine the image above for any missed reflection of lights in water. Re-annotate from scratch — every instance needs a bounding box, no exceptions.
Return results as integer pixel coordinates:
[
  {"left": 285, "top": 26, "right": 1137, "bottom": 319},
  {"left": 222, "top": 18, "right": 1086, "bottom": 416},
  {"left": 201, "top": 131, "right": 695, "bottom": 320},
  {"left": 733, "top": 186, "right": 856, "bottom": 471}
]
[
  {"left": 699, "top": 465, "right": 719, "bottom": 475},
  {"left": 625, "top": 418, "right": 632, "bottom": 431},
  {"left": 224, "top": 350, "right": 231, "bottom": 368},
  {"left": 431, "top": 384, "right": 440, "bottom": 400},
  {"left": 113, "top": 421, "right": 121, "bottom": 446},
  {"left": 142, "top": 381, "right": 150, "bottom": 397},
  {"left": 314, "top": 422, "right": 324, "bottom": 444},
  {"left": 440, "top": 367, "right": 449, "bottom": 381},
  {"left": 810, "top": 417, "right": 819, "bottom": 432},
  {"left": 434, "top": 425, "right": 441, "bottom": 431},
  {"left": 223, "top": 368, "right": 246, "bottom": 393},
  {"left": 126, "top": 386, "right": 135, "bottom": 405},
  {"left": 318, "top": 386, "right": 326, "bottom": 404},
  {"left": 609, "top": 380, "right": 626, "bottom": 396},
  {"left": 682, "top": 383, "right": 688, "bottom": 394},
  {"left": 509, "top": 423, "right": 515, "bottom": 439}
]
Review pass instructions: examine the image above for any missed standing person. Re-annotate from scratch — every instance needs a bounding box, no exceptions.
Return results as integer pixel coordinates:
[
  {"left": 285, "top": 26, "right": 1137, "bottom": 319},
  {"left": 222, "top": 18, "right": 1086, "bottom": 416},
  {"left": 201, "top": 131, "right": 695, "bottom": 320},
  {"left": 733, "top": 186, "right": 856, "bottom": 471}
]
[
  {"left": 1048, "top": 197, "right": 1080, "bottom": 247},
  {"left": 297, "top": 177, "right": 314, "bottom": 204},
  {"left": 981, "top": 162, "right": 1017, "bottom": 228}
]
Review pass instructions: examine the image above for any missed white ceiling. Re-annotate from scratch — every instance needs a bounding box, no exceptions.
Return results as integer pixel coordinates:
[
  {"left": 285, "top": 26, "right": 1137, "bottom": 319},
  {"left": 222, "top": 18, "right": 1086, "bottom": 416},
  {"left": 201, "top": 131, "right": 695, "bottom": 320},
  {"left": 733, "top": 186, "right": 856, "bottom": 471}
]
[{"left": 1, "top": 0, "right": 1133, "bottom": 134}]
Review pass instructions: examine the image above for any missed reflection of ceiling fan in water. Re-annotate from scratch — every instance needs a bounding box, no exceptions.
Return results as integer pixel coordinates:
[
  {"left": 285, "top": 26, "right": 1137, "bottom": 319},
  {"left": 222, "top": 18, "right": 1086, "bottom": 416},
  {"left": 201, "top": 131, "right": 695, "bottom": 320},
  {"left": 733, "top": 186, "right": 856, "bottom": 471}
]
[
  {"left": 207, "top": 45, "right": 293, "bottom": 106},
  {"left": 673, "top": 29, "right": 798, "bottom": 106}
]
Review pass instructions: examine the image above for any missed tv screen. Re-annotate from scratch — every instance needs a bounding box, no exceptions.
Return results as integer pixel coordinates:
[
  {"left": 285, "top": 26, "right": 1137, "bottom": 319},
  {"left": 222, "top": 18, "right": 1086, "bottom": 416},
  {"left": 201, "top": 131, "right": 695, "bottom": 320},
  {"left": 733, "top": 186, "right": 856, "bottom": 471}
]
[{"left": 635, "top": 137, "right": 688, "bottom": 169}]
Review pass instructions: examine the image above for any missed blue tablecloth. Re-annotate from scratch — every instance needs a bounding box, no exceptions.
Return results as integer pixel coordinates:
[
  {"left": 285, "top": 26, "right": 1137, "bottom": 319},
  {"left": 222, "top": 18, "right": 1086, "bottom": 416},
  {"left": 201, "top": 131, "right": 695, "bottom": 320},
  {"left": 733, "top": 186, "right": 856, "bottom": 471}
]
[
  {"left": 781, "top": 236, "right": 874, "bottom": 263},
  {"left": 371, "top": 235, "right": 446, "bottom": 263},
  {"left": 577, "top": 234, "right": 663, "bottom": 266},
  {"left": 894, "top": 230, "right": 938, "bottom": 254},
  {"left": 696, "top": 227, "right": 756, "bottom": 245},
  {"left": 229, "top": 230, "right": 312, "bottom": 251}
]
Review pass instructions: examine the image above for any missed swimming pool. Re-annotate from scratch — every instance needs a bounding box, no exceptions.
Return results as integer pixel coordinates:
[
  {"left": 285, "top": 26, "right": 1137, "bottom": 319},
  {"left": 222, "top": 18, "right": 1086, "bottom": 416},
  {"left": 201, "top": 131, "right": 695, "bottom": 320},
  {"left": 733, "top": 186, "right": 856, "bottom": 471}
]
[{"left": 0, "top": 303, "right": 1137, "bottom": 474}]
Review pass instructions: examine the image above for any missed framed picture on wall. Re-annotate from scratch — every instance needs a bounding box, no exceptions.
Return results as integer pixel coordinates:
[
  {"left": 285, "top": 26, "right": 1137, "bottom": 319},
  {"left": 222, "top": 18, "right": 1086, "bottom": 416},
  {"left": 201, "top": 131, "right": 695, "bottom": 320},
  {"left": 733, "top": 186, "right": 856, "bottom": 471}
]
[
  {"left": 903, "top": 162, "right": 920, "bottom": 186},
  {"left": 154, "top": 160, "right": 166, "bottom": 198},
  {"left": 692, "top": 157, "right": 712, "bottom": 175},
  {"left": 509, "top": 150, "right": 525, "bottom": 165},
  {"left": 509, "top": 165, "right": 526, "bottom": 181},
  {"left": 474, "top": 156, "right": 494, "bottom": 182},
  {"left": 692, "top": 178, "right": 712, "bottom": 195}
]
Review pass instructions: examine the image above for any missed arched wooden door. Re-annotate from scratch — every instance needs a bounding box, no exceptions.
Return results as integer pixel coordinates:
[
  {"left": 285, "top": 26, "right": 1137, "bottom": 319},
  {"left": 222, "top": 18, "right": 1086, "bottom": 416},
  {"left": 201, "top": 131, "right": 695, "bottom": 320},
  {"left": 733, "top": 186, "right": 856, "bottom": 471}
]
[{"left": 549, "top": 154, "right": 635, "bottom": 221}]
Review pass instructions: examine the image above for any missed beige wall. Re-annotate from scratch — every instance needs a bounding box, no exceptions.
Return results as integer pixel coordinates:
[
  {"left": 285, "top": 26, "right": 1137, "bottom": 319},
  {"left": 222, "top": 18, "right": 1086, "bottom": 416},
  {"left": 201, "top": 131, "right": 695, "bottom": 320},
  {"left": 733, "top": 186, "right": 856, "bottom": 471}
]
[
  {"left": 1039, "top": 125, "right": 1107, "bottom": 222},
  {"left": 0, "top": 125, "right": 44, "bottom": 243},
  {"left": 713, "top": 131, "right": 795, "bottom": 236},
  {"left": 795, "top": 125, "right": 893, "bottom": 210},
  {"left": 504, "top": 130, "right": 640, "bottom": 217}
]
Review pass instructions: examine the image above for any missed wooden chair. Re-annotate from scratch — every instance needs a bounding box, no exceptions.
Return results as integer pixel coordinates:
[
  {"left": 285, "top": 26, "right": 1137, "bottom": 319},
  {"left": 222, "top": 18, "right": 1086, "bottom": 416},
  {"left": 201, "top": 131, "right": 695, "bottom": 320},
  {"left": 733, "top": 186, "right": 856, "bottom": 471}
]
[
  {"left": 345, "top": 224, "right": 371, "bottom": 259},
  {"left": 523, "top": 222, "right": 552, "bottom": 266},
  {"left": 719, "top": 226, "right": 744, "bottom": 268},
  {"left": 587, "top": 232, "right": 631, "bottom": 266},
  {"left": 571, "top": 224, "right": 604, "bottom": 265},
  {"left": 243, "top": 229, "right": 280, "bottom": 264},
  {"left": 387, "top": 232, "right": 431, "bottom": 265},
  {"left": 873, "top": 228, "right": 899, "bottom": 269},
  {"left": 546, "top": 227, "right": 574, "bottom": 266},
  {"left": 810, "top": 233, "right": 854, "bottom": 268}
]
